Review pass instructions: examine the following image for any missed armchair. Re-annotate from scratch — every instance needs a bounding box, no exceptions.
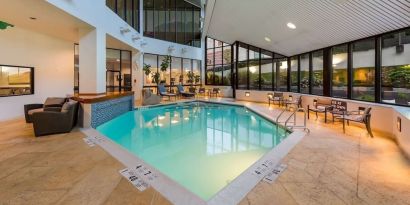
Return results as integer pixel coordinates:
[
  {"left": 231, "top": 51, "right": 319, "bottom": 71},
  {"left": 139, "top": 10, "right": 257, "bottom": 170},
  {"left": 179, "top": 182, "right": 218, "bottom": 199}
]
[
  {"left": 24, "top": 97, "right": 67, "bottom": 123},
  {"left": 32, "top": 100, "right": 79, "bottom": 137}
]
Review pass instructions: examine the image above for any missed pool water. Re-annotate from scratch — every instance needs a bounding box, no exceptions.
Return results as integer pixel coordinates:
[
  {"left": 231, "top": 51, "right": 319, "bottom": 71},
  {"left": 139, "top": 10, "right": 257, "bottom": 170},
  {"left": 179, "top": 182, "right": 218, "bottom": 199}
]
[{"left": 97, "top": 102, "right": 289, "bottom": 200}]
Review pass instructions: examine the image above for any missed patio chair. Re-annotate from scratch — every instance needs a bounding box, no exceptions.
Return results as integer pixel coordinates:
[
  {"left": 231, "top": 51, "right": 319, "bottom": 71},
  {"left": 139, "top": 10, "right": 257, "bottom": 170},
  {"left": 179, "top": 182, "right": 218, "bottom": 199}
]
[
  {"left": 32, "top": 100, "right": 79, "bottom": 137},
  {"left": 330, "top": 100, "right": 347, "bottom": 123},
  {"left": 336, "top": 107, "right": 373, "bottom": 138},
  {"left": 177, "top": 85, "right": 195, "bottom": 98},
  {"left": 198, "top": 88, "right": 206, "bottom": 96},
  {"left": 209, "top": 88, "right": 220, "bottom": 98},
  {"left": 268, "top": 92, "right": 284, "bottom": 106},
  {"left": 284, "top": 95, "right": 302, "bottom": 110},
  {"left": 307, "top": 98, "right": 333, "bottom": 123},
  {"left": 142, "top": 89, "right": 161, "bottom": 105},
  {"left": 158, "top": 84, "right": 177, "bottom": 101},
  {"left": 24, "top": 97, "right": 67, "bottom": 123}
]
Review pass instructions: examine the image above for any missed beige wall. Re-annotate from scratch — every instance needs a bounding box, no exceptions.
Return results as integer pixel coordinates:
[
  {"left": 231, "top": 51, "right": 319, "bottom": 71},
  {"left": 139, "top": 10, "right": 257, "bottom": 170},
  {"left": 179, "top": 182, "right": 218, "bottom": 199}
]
[{"left": 0, "top": 27, "right": 74, "bottom": 121}]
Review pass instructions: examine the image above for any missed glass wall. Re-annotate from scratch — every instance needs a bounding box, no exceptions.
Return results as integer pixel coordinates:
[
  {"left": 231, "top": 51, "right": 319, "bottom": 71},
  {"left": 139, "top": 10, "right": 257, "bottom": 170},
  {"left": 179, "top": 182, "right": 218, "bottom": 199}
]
[
  {"left": 381, "top": 29, "right": 410, "bottom": 106},
  {"left": 312, "top": 50, "right": 324, "bottom": 95},
  {"left": 332, "top": 44, "right": 348, "bottom": 98},
  {"left": 107, "top": 0, "right": 140, "bottom": 32},
  {"left": 144, "top": 0, "right": 201, "bottom": 47},
  {"left": 106, "top": 49, "right": 132, "bottom": 92},
  {"left": 205, "top": 37, "right": 232, "bottom": 86},
  {"left": 277, "top": 59, "right": 288, "bottom": 91},
  {"left": 290, "top": 56, "right": 298, "bottom": 92},
  {"left": 300, "top": 53, "right": 310, "bottom": 94},
  {"left": 0, "top": 65, "right": 33, "bottom": 97},
  {"left": 237, "top": 43, "right": 248, "bottom": 89},
  {"left": 260, "top": 50, "right": 274, "bottom": 90},
  {"left": 249, "top": 46, "right": 260, "bottom": 90},
  {"left": 143, "top": 53, "right": 201, "bottom": 88},
  {"left": 352, "top": 38, "right": 375, "bottom": 101}
]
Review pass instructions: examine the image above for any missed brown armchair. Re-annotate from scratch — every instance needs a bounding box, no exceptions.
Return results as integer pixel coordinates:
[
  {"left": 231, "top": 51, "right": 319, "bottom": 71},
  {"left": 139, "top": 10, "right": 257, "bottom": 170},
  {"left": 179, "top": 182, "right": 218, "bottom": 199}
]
[
  {"left": 32, "top": 100, "right": 79, "bottom": 137},
  {"left": 24, "top": 97, "right": 67, "bottom": 123}
]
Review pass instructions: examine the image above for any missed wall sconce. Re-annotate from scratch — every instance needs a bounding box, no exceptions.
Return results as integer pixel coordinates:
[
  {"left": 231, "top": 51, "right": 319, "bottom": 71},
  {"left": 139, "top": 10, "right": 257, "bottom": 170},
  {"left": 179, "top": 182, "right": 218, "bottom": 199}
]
[
  {"left": 168, "top": 45, "right": 175, "bottom": 53},
  {"left": 267, "top": 93, "right": 273, "bottom": 99},
  {"left": 132, "top": 35, "right": 140, "bottom": 41},
  {"left": 289, "top": 95, "right": 293, "bottom": 101},
  {"left": 397, "top": 117, "right": 401, "bottom": 132},
  {"left": 245, "top": 92, "right": 250, "bottom": 97},
  {"left": 181, "top": 47, "right": 188, "bottom": 54},
  {"left": 140, "top": 41, "right": 147, "bottom": 47},
  {"left": 120, "top": 27, "right": 131, "bottom": 34}
]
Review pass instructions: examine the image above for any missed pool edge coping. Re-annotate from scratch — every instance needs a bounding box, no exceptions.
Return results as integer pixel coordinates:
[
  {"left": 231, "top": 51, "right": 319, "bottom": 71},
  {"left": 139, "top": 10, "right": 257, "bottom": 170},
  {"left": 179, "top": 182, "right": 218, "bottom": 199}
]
[{"left": 84, "top": 100, "right": 307, "bottom": 205}]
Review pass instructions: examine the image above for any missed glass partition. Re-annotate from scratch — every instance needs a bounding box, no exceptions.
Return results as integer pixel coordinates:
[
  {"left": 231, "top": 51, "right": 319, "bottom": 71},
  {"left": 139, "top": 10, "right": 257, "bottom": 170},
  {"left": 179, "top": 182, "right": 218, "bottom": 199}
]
[
  {"left": 277, "top": 59, "right": 288, "bottom": 92},
  {"left": 107, "top": 0, "right": 140, "bottom": 32},
  {"left": 205, "top": 37, "right": 232, "bottom": 86},
  {"left": 237, "top": 43, "right": 248, "bottom": 89},
  {"left": 249, "top": 46, "right": 260, "bottom": 90},
  {"left": 0, "top": 65, "right": 33, "bottom": 97}
]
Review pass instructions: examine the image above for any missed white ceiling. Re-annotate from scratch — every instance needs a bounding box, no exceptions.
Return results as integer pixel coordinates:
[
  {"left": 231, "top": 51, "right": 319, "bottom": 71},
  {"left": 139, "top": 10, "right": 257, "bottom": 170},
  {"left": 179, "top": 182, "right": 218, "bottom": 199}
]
[
  {"left": 0, "top": 0, "right": 91, "bottom": 42},
  {"left": 204, "top": 0, "right": 410, "bottom": 56}
]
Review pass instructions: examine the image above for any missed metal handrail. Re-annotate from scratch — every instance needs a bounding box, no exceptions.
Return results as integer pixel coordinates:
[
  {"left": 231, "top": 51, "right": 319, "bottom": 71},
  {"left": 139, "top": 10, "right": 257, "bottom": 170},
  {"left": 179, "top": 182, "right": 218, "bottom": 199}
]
[
  {"left": 284, "top": 107, "right": 309, "bottom": 133},
  {"left": 275, "top": 109, "right": 287, "bottom": 127}
]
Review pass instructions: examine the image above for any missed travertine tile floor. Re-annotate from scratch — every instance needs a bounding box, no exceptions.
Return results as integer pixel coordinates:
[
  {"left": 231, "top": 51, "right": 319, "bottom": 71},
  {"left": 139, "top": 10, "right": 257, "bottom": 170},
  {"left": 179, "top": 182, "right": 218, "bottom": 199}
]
[{"left": 0, "top": 101, "right": 409, "bottom": 205}]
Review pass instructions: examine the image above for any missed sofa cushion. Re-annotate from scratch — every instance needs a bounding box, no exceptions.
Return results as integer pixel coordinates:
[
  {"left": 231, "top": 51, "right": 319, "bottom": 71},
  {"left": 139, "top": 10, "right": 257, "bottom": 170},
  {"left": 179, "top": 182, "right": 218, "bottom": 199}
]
[
  {"left": 28, "top": 108, "right": 44, "bottom": 115},
  {"left": 44, "top": 97, "right": 66, "bottom": 107},
  {"left": 61, "top": 101, "right": 78, "bottom": 113}
]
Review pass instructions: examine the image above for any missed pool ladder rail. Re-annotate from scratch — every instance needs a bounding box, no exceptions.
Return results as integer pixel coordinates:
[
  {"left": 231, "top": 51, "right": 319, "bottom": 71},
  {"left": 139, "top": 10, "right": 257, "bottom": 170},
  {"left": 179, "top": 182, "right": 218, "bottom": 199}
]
[{"left": 275, "top": 106, "right": 310, "bottom": 133}]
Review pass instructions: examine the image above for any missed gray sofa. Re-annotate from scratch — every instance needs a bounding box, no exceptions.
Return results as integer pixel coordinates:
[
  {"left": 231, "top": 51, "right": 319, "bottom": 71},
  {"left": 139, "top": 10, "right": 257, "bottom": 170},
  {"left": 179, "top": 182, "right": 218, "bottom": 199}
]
[
  {"left": 32, "top": 100, "right": 79, "bottom": 137},
  {"left": 24, "top": 97, "right": 68, "bottom": 123}
]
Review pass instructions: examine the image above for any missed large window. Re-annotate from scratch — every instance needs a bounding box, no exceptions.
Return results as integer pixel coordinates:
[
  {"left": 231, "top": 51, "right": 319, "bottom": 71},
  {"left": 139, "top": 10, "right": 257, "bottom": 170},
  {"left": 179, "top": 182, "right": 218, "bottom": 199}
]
[
  {"left": 144, "top": 0, "right": 201, "bottom": 47},
  {"left": 290, "top": 56, "right": 298, "bottom": 92},
  {"left": 312, "top": 50, "right": 324, "bottom": 95},
  {"left": 249, "top": 46, "right": 260, "bottom": 90},
  {"left": 106, "top": 49, "right": 132, "bottom": 92},
  {"left": 352, "top": 38, "right": 375, "bottom": 102},
  {"left": 205, "top": 37, "right": 232, "bottom": 86},
  {"left": 381, "top": 29, "right": 410, "bottom": 106},
  {"left": 143, "top": 53, "right": 201, "bottom": 88},
  {"left": 277, "top": 59, "right": 288, "bottom": 92},
  {"left": 237, "top": 43, "right": 248, "bottom": 89},
  {"left": 300, "top": 53, "right": 310, "bottom": 94},
  {"left": 261, "top": 50, "right": 274, "bottom": 91},
  {"left": 0, "top": 65, "right": 33, "bottom": 97},
  {"left": 107, "top": 0, "right": 140, "bottom": 32},
  {"left": 332, "top": 44, "right": 348, "bottom": 98}
]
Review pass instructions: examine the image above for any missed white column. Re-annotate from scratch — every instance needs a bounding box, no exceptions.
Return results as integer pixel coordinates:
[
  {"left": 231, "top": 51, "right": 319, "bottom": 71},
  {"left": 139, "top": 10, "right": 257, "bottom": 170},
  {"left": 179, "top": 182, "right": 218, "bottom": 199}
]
[
  {"left": 79, "top": 28, "right": 106, "bottom": 94},
  {"left": 133, "top": 51, "right": 143, "bottom": 101}
]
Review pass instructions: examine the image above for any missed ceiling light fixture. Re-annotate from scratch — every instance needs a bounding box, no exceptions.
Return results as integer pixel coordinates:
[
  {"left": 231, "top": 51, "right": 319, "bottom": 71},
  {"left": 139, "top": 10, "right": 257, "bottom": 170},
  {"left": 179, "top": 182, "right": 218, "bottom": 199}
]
[
  {"left": 29, "top": 17, "right": 37, "bottom": 20},
  {"left": 287, "top": 22, "right": 296, "bottom": 29},
  {"left": 264, "top": 37, "right": 271, "bottom": 42}
]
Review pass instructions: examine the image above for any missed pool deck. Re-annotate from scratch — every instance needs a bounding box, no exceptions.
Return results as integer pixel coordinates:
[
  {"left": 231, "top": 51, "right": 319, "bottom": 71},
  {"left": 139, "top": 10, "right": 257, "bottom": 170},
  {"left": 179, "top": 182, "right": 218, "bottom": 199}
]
[{"left": 0, "top": 98, "right": 409, "bottom": 205}]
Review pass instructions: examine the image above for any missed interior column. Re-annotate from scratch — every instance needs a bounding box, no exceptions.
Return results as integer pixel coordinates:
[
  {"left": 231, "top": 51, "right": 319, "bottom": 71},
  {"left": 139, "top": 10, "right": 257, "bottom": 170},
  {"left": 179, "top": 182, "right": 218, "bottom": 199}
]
[{"left": 78, "top": 28, "right": 106, "bottom": 94}]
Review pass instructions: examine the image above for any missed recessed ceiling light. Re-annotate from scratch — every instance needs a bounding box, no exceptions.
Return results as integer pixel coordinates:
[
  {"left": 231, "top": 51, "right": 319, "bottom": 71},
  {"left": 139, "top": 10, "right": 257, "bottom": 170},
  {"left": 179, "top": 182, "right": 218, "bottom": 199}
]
[
  {"left": 287, "top": 22, "right": 296, "bottom": 29},
  {"left": 29, "top": 17, "right": 37, "bottom": 20},
  {"left": 264, "top": 37, "right": 271, "bottom": 42}
]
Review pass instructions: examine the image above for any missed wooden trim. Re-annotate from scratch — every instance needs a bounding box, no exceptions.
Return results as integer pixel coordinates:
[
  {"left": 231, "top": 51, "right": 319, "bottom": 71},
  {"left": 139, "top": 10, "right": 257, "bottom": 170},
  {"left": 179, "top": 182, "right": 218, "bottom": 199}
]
[{"left": 72, "top": 91, "right": 134, "bottom": 103}]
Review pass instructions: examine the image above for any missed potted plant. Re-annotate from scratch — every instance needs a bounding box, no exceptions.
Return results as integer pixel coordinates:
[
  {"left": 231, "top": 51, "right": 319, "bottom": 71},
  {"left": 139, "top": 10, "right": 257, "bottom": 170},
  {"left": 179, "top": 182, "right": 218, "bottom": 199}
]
[
  {"left": 194, "top": 75, "right": 201, "bottom": 85},
  {"left": 159, "top": 56, "right": 171, "bottom": 84},
  {"left": 143, "top": 63, "right": 152, "bottom": 82},
  {"left": 187, "top": 71, "right": 195, "bottom": 86},
  {"left": 151, "top": 72, "right": 161, "bottom": 85}
]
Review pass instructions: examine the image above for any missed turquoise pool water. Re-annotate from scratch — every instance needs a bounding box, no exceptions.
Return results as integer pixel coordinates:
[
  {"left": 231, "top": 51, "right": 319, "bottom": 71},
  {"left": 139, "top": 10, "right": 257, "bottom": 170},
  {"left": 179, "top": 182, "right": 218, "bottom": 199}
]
[{"left": 97, "top": 102, "right": 289, "bottom": 200}]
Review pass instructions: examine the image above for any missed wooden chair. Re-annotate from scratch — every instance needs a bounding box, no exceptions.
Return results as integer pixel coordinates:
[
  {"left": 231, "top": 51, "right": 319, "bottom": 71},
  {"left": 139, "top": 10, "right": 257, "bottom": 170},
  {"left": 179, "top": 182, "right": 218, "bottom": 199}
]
[{"left": 209, "top": 88, "right": 220, "bottom": 98}]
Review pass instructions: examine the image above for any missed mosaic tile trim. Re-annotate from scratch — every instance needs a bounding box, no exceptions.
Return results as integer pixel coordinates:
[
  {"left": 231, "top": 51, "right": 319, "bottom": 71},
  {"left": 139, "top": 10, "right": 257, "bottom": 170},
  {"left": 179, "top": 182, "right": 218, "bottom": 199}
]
[{"left": 91, "top": 95, "right": 134, "bottom": 128}]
